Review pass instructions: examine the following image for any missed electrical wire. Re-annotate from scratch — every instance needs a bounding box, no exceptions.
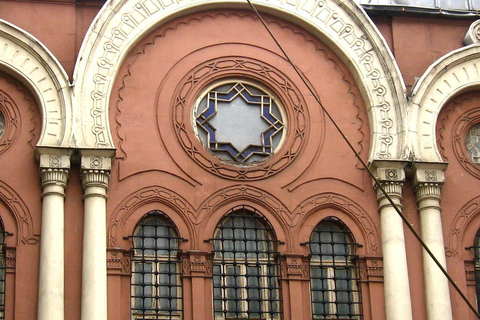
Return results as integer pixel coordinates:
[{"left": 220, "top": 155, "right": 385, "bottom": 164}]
[{"left": 244, "top": 0, "right": 480, "bottom": 318}]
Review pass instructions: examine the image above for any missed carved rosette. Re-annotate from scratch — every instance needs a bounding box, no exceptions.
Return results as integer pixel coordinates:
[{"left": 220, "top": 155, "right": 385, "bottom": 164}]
[
  {"left": 464, "top": 20, "right": 480, "bottom": 45},
  {"left": 281, "top": 254, "right": 310, "bottom": 280},
  {"left": 182, "top": 251, "right": 212, "bottom": 277}
]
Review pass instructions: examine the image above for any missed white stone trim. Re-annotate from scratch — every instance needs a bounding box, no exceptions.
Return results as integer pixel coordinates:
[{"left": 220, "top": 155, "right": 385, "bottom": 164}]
[
  {"left": 0, "top": 20, "right": 73, "bottom": 148},
  {"left": 73, "top": 0, "right": 407, "bottom": 160},
  {"left": 410, "top": 44, "right": 480, "bottom": 162}
]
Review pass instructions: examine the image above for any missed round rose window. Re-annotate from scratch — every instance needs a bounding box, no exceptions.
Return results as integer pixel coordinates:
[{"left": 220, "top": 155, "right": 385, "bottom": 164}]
[
  {"left": 0, "top": 111, "right": 4, "bottom": 140},
  {"left": 194, "top": 81, "right": 286, "bottom": 164},
  {"left": 466, "top": 123, "right": 480, "bottom": 164}
]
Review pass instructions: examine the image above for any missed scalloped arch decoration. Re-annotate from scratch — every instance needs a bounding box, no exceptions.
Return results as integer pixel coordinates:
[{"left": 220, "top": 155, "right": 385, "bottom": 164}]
[
  {"left": 446, "top": 195, "right": 480, "bottom": 258},
  {"left": 411, "top": 45, "right": 480, "bottom": 162},
  {"left": 293, "top": 193, "right": 379, "bottom": 255},
  {"left": 0, "top": 181, "right": 39, "bottom": 245},
  {"left": 108, "top": 186, "right": 196, "bottom": 248},
  {"left": 0, "top": 20, "right": 73, "bottom": 148},
  {"left": 74, "top": 0, "right": 407, "bottom": 160}
]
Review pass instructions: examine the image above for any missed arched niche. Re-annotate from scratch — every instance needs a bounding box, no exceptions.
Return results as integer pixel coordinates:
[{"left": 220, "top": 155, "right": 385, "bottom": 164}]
[
  {"left": 74, "top": 0, "right": 408, "bottom": 161},
  {"left": 0, "top": 20, "right": 73, "bottom": 149},
  {"left": 411, "top": 44, "right": 480, "bottom": 162}
]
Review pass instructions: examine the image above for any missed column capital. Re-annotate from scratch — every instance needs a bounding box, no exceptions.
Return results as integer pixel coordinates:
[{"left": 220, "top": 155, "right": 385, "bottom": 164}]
[
  {"left": 80, "top": 155, "right": 111, "bottom": 194},
  {"left": 39, "top": 154, "right": 70, "bottom": 197},
  {"left": 412, "top": 162, "right": 447, "bottom": 209},
  {"left": 369, "top": 160, "right": 407, "bottom": 211}
]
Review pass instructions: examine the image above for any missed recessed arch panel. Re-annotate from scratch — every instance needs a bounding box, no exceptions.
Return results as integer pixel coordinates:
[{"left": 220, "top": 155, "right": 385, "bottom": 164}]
[{"left": 74, "top": 0, "right": 408, "bottom": 161}]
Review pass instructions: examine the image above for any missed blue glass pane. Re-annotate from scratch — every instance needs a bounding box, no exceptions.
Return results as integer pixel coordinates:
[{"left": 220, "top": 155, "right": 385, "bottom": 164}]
[{"left": 195, "top": 82, "right": 285, "bottom": 164}]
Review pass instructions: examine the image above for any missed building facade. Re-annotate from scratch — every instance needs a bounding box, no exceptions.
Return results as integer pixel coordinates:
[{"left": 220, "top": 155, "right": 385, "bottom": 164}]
[{"left": 0, "top": 0, "right": 480, "bottom": 319}]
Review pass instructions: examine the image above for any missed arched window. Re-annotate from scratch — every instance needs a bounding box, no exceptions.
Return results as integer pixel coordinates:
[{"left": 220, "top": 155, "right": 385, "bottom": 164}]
[
  {"left": 131, "top": 211, "right": 183, "bottom": 319},
  {"left": 0, "top": 219, "right": 5, "bottom": 320},
  {"left": 212, "top": 206, "right": 282, "bottom": 319},
  {"left": 309, "top": 217, "right": 362, "bottom": 319},
  {"left": 473, "top": 229, "right": 480, "bottom": 313}
]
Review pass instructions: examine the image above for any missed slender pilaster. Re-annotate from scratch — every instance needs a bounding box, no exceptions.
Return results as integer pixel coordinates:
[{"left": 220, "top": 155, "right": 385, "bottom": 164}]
[
  {"left": 38, "top": 154, "right": 70, "bottom": 320},
  {"left": 413, "top": 164, "right": 452, "bottom": 320},
  {"left": 372, "top": 162, "right": 413, "bottom": 320},
  {"left": 81, "top": 155, "right": 111, "bottom": 320}
]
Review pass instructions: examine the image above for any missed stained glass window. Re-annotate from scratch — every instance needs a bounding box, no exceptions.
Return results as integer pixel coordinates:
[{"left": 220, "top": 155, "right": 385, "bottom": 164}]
[
  {"left": 466, "top": 124, "right": 480, "bottom": 164},
  {"left": 0, "top": 111, "right": 4, "bottom": 140},
  {"left": 195, "top": 82, "right": 285, "bottom": 163}
]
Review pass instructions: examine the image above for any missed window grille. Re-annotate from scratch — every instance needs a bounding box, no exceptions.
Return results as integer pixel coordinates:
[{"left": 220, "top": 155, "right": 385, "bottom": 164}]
[
  {"left": 0, "top": 219, "right": 7, "bottom": 320},
  {"left": 211, "top": 206, "right": 283, "bottom": 320},
  {"left": 130, "top": 211, "right": 183, "bottom": 320},
  {"left": 472, "top": 229, "right": 480, "bottom": 314},
  {"left": 308, "top": 217, "right": 362, "bottom": 320}
]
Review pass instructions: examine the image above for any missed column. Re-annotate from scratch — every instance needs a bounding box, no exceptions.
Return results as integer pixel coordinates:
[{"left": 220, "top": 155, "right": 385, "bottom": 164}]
[
  {"left": 81, "top": 155, "right": 111, "bottom": 320},
  {"left": 38, "top": 154, "right": 70, "bottom": 320},
  {"left": 413, "top": 164, "right": 452, "bottom": 320},
  {"left": 373, "top": 162, "right": 413, "bottom": 320}
]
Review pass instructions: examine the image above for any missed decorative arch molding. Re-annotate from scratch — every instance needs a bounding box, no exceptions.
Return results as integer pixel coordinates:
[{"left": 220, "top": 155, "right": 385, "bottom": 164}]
[
  {"left": 74, "top": 0, "right": 407, "bottom": 160},
  {"left": 410, "top": 45, "right": 480, "bottom": 162},
  {"left": 196, "top": 185, "right": 291, "bottom": 249},
  {"left": 108, "top": 186, "right": 196, "bottom": 248},
  {"left": 293, "top": 193, "right": 380, "bottom": 255},
  {"left": 446, "top": 195, "right": 480, "bottom": 258},
  {"left": 0, "top": 20, "right": 73, "bottom": 148},
  {"left": 0, "top": 181, "right": 39, "bottom": 245}
]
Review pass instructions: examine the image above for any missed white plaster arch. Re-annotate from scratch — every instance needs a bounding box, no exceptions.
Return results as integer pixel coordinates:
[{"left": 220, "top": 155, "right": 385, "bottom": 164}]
[
  {"left": 74, "top": 0, "right": 408, "bottom": 161},
  {"left": 410, "top": 45, "right": 480, "bottom": 162},
  {"left": 0, "top": 20, "right": 73, "bottom": 148}
]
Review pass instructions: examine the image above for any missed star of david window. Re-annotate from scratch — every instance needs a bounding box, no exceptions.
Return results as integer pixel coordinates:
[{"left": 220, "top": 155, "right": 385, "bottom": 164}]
[
  {"left": 194, "top": 81, "right": 286, "bottom": 164},
  {"left": 466, "top": 123, "right": 480, "bottom": 164},
  {"left": 0, "top": 111, "right": 4, "bottom": 140}
]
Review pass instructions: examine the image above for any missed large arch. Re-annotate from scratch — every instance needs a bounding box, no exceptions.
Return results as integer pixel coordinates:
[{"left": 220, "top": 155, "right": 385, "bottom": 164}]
[
  {"left": 0, "top": 20, "right": 73, "bottom": 148},
  {"left": 73, "top": 0, "right": 408, "bottom": 161},
  {"left": 410, "top": 43, "right": 480, "bottom": 162}
]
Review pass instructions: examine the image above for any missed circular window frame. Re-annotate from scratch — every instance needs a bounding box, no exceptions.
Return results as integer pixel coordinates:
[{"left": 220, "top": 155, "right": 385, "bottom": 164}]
[
  {"left": 192, "top": 79, "right": 288, "bottom": 165},
  {"left": 453, "top": 108, "right": 480, "bottom": 179},
  {"left": 171, "top": 56, "right": 310, "bottom": 180},
  {"left": 0, "top": 89, "right": 20, "bottom": 155}
]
